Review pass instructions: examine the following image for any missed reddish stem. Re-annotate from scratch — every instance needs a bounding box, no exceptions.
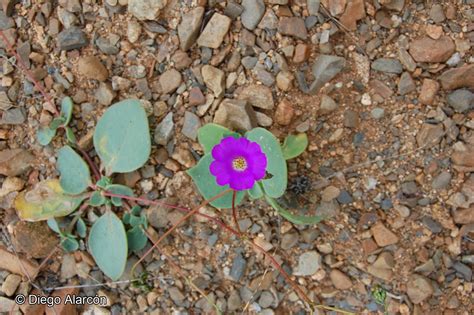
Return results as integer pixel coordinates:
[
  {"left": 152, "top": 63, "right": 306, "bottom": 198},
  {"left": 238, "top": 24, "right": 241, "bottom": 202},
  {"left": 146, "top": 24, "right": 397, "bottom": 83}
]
[
  {"left": 0, "top": 30, "right": 58, "bottom": 115},
  {"left": 232, "top": 190, "right": 242, "bottom": 235},
  {"left": 75, "top": 146, "right": 101, "bottom": 181}
]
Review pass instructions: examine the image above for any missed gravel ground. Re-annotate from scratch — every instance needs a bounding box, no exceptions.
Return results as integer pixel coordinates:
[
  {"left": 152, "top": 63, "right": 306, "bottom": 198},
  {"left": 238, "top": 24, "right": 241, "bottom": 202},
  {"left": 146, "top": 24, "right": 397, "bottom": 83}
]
[{"left": 0, "top": 0, "right": 473, "bottom": 314}]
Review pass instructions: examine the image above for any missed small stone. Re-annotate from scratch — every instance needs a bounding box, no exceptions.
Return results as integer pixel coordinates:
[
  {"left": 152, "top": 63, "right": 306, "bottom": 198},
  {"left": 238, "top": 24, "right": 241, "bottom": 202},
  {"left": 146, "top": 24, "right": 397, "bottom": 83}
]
[
  {"left": 446, "top": 89, "right": 474, "bottom": 113},
  {"left": 12, "top": 221, "right": 59, "bottom": 258},
  {"left": 367, "top": 265, "right": 393, "bottom": 281},
  {"left": 371, "top": 222, "right": 399, "bottom": 247},
  {"left": 258, "top": 9, "right": 278, "bottom": 29},
  {"left": 154, "top": 112, "right": 174, "bottom": 145},
  {"left": 339, "top": 0, "right": 365, "bottom": 31},
  {"left": 319, "top": 95, "right": 338, "bottom": 114},
  {"left": 237, "top": 84, "right": 274, "bottom": 109},
  {"left": 202, "top": 65, "right": 225, "bottom": 98},
  {"left": 293, "top": 44, "right": 310, "bottom": 63},
  {"left": 407, "top": 274, "right": 434, "bottom": 304},
  {"left": 255, "top": 112, "right": 273, "bottom": 127},
  {"left": 158, "top": 69, "right": 182, "bottom": 95},
  {"left": 258, "top": 291, "right": 274, "bottom": 308},
  {"left": 230, "top": 252, "right": 246, "bottom": 281},
  {"left": 227, "top": 290, "right": 241, "bottom": 311},
  {"left": 432, "top": 171, "right": 452, "bottom": 189},
  {"left": 241, "top": 56, "right": 257, "bottom": 69},
  {"left": 426, "top": 24, "right": 443, "bottom": 40},
  {"left": 293, "top": 251, "right": 322, "bottom": 276},
  {"left": 172, "top": 50, "right": 192, "bottom": 70},
  {"left": 0, "top": 108, "right": 24, "bottom": 125},
  {"left": 321, "top": 186, "right": 340, "bottom": 202},
  {"left": 61, "top": 254, "right": 76, "bottom": 280},
  {"left": 453, "top": 262, "right": 472, "bottom": 281},
  {"left": 254, "top": 67, "right": 275, "bottom": 87},
  {"left": 276, "top": 71, "right": 293, "bottom": 91},
  {"left": 213, "top": 99, "right": 257, "bottom": 132},
  {"left": 380, "top": 0, "right": 405, "bottom": 11},
  {"left": 197, "top": 13, "right": 231, "bottom": 49},
  {"left": 241, "top": 0, "right": 265, "bottom": 31},
  {"left": 77, "top": 56, "right": 108, "bottom": 81},
  {"left": 452, "top": 207, "right": 474, "bottom": 224},
  {"left": 57, "top": 26, "right": 88, "bottom": 51},
  {"left": 371, "top": 58, "right": 403, "bottom": 74},
  {"left": 307, "top": 0, "right": 320, "bottom": 15},
  {"left": 416, "top": 123, "right": 444, "bottom": 147},
  {"left": 0, "top": 297, "right": 15, "bottom": 313},
  {"left": 127, "top": 19, "right": 141, "bottom": 43},
  {"left": 278, "top": 17, "right": 308, "bottom": 40},
  {"left": 281, "top": 232, "right": 299, "bottom": 250},
  {"left": 0, "top": 149, "right": 34, "bottom": 176},
  {"left": 421, "top": 216, "right": 443, "bottom": 234},
  {"left": 398, "top": 72, "right": 416, "bottom": 95},
  {"left": 128, "top": 0, "right": 167, "bottom": 21},
  {"left": 398, "top": 48, "right": 417, "bottom": 72},
  {"left": 1, "top": 274, "right": 21, "bottom": 296},
  {"left": 409, "top": 36, "right": 455, "bottom": 63},
  {"left": 370, "top": 108, "right": 385, "bottom": 120},
  {"left": 337, "top": 190, "right": 353, "bottom": 204},
  {"left": 188, "top": 87, "right": 205, "bottom": 106},
  {"left": 274, "top": 99, "right": 294, "bottom": 126},
  {"left": 168, "top": 287, "right": 184, "bottom": 305},
  {"left": 178, "top": 7, "right": 204, "bottom": 51},
  {"left": 304, "top": 55, "right": 345, "bottom": 93},
  {"left": 0, "top": 246, "right": 38, "bottom": 279},
  {"left": 373, "top": 252, "right": 395, "bottom": 269},
  {"left": 419, "top": 79, "right": 439, "bottom": 105},
  {"left": 95, "top": 83, "right": 115, "bottom": 106},
  {"left": 181, "top": 111, "right": 200, "bottom": 141},
  {"left": 429, "top": 4, "right": 445, "bottom": 23},
  {"left": 438, "top": 64, "right": 474, "bottom": 90},
  {"left": 330, "top": 269, "right": 352, "bottom": 290},
  {"left": 343, "top": 110, "right": 359, "bottom": 128},
  {"left": 224, "top": 2, "right": 243, "bottom": 20}
]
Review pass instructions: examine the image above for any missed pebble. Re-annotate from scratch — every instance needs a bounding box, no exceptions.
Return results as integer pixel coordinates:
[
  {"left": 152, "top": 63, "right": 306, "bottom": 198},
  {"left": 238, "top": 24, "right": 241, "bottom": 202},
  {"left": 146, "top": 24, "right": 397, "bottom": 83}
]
[
  {"left": 409, "top": 36, "right": 455, "bottom": 63},
  {"left": 61, "top": 254, "right": 77, "bottom": 280},
  {"left": 258, "top": 9, "right": 278, "bottom": 30},
  {"left": 371, "top": 222, "right": 399, "bottom": 247},
  {"left": 197, "top": 13, "right": 231, "bottom": 49},
  {"left": 446, "top": 89, "right": 474, "bottom": 113},
  {"left": 127, "top": 20, "right": 141, "bottom": 43},
  {"left": 178, "top": 7, "right": 204, "bottom": 51},
  {"left": 237, "top": 84, "right": 274, "bottom": 109},
  {"left": 339, "top": 0, "right": 365, "bottom": 31},
  {"left": 158, "top": 69, "right": 182, "bottom": 95},
  {"left": 304, "top": 55, "right": 345, "bottom": 93},
  {"left": 407, "top": 274, "right": 434, "bottom": 304},
  {"left": 398, "top": 72, "right": 415, "bottom": 95},
  {"left": 319, "top": 95, "right": 338, "bottom": 114},
  {"left": 421, "top": 216, "right": 443, "bottom": 234},
  {"left": 241, "top": 56, "right": 257, "bottom": 69},
  {"left": 432, "top": 171, "right": 452, "bottom": 189},
  {"left": 224, "top": 2, "right": 243, "bottom": 20},
  {"left": 322, "top": 186, "right": 340, "bottom": 202},
  {"left": 278, "top": 17, "right": 308, "bottom": 40},
  {"left": 78, "top": 56, "right": 108, "bottom": 81},
  {"left": 307, "top": 0, "right": 321, "bottom": 16},
  {"left": 343, "top": 110, "right": 359, "bottom": 128},
  {"left": 57, "top": 26, "right": 88, "bottom": 51},
  {"left": 416, "top": 123, "right": 444, "bottom": 147},
  {"left": 281, "top": 232, "right": 299, "bottom": 250},
  {"left": 274, "top": 99, "right": 294, "bottom": 126},
  {"left": 370, "top": 107, "right": 385, "bottom": 120},
  {"left": 254, "top": 66, "right": 275, "bottom": 87},
  {"left": 95, "top": 83, "right": 115, "bottom": 106},
  {"left": 0, "top": 297, "right": 15, "bottom": 313},
  {"left": 258, "top": 291, "right": 274, "bottom": 308},
  {"left": 128, "top": 0, "right": 166, "bottom": 21},
  {"left": 202, "top": 65, "right": 225, "bottom": 98},
  {"left": 398, "top": 48, "right": 417, "bottom": 72},
  {"left": 293, "top": 44, "right": 310, "bottom": 63},
  {"left": 453, "top": 262, "right": 472, "bottom": 281},
  {"left": 1, "top": 274, "right": 21, "bottom": 296},
  {"left": 12, "top": 221, "right": 58, "bottom": 258},
  {"left": 452, "top": 207, "right": 474, "bottom": 224},
  {"left": 337, "top": 190, "right": 353, "bottom": 204},
  {"left": 213, "top": 99, "right": 257, "bottom": 131},
  {"left": 0, "top": 149, "right": 34, "bottom": 176},
  {"left": 230, "top": 252, "right": 247, "bottom": 281},
  {"left": 438, "top": 64, "right": 474, "bottom": 90},
  {"left": 429, "top": 4, "right": 445, "bottom": 23},
  {"left": 276, "top": 71, "right": 293, "bottom": 91},
  {"left": 188, "top": 87, "right": 205, "bottom": 106},
  {"left": 419, "top": 79, "right": 439, "bottom": 105},
  {"left": 181, "top": 111, "right": 200, "bottom": 141},
  {"left": 293, "top": 251, "right": 321, "bottom": 276},
  {"left": 0, "top": 108, "right": 24, "bottom": 125},
  {"left": 241, "top": 0, "right": 265, "bottom": 31},
  {"left": 371, "top": 58, "right": 403, "bottom": 74},
  {"left": 154, "top": 112, "right": 174, "bottom": 146},
  {"left": 330, "top": 269, "right": 352, "bottom": 290}
]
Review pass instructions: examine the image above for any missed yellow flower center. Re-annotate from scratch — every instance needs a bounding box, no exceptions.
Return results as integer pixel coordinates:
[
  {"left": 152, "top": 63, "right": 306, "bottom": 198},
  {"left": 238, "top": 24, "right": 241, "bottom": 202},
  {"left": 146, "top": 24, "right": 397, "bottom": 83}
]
[{"left": 232, "top": 156, "right": 247, "bottom": 171}]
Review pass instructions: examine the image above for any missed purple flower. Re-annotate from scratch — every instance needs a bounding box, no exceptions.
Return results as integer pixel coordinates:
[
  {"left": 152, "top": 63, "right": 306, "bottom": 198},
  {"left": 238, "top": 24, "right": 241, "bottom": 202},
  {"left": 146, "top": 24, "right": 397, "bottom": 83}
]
[{"left": 209, "top": 136, "right": 267, "bottom": 190}]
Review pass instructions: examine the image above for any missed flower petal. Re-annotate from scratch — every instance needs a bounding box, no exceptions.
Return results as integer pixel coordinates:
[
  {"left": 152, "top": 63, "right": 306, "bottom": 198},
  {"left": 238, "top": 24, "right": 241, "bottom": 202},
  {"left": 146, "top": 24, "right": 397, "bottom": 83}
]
[
  {"left": 229, "top": 171, "right": 255, "bottom": 190},
  {"left": 210, "top": 160, "right": 231, "bottom": 186}
]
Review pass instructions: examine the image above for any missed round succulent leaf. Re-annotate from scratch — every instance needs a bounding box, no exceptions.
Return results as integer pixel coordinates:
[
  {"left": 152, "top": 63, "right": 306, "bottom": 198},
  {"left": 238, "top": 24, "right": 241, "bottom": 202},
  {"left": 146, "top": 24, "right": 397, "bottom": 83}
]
[
  {"left": 37, "top": 127, "right": 56, "bottom": 146},
  {"left": 187, "top": 154, "right": 245, "bottom": 209},
  {"left": 50, "top": 117, "right": 66, "bottom": 130},
  {"left": 76, "top": 218, "right": 87, "bottom": 238},
  {"left": 88, "top": 211, "right": 128, "bottom": 281},
  {"left": 61, "top": 97, "right": 74, "bottom": 126},
  {"left": 248, "top": 181, "right": 264, "bottom": 200},
  {"left": 57, "top": 145, "right": 92, "bottom": 195},
  {"left": 282, "top": 133, "right": 308, "bottom": 160},
  {"left": 127, "top": 226, "right": 148, "bottom": 252},
  {"left": 245, "top": 128, "right": 287, "bottom": 198},
  {"left": 89, "top": 191, "right": 106, "bottom": 207},
  {"left": 47, "top": 218, "right": 61, "bottom": 234},
  {"left": 105, "top": 184, "right": 134, "bottom": 206},
  {"left": 65, "top": 127, "right": 77, "bottom": 144},
  {"left": 61, "top": 237, "right": 79, "bottom": 252},
  {"left": 197, "top": 123, "right": 240, "bottom": 154},
  {"left": 15, "top": 179, "right": 87, "bottom": 221},
  {"left": 93, "top": 99, "right": 151, "bottom": 175}
]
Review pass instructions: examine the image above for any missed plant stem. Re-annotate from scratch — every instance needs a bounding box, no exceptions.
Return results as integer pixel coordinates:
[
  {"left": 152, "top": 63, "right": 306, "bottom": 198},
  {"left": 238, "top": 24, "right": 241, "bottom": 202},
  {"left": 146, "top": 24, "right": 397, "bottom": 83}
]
[
  {"left": 75, "top": 146, "right": 101, "bottom": 181},
  {"left": 0, "top": 30, "right": 58, "bottom": 115},
  {"left": 231, "top": 190, "right": 242, "bottom": 235},
  {"left": 131, "top": 189, "right": 233, "bottom": 275}
]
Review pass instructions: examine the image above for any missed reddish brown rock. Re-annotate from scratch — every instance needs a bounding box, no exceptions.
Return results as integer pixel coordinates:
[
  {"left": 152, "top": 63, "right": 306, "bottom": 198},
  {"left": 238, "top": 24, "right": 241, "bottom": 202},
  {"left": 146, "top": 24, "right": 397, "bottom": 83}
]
[
  {"left": 339, "top": 0, "right": 365, "bottom": 31},
  {"left": 452, "top": 145, "right": 474, "bottom": 172},
  {"left": 371, "top": 222, "right": 399, "bottom": 247},
  {"left": 407, "top": 274, "right": 434, "bottom": 304},
  {"left": 274, "top": 99, "right": 294, "bottom": 126},
  {"left": 278, "top": 17, "right": 307, "bottom": 40},
  {"left": 453, "top": 207, "right": 474, "bottom": 225},
  {"left": 438, "top": 64, "right": 474, "bottom": 90},
  {"left": 237, "top": 84, "right": 274, "bottom": 109},
  {"left": 77, "top": 56, "right": 108, "bottom": 81},
  {"left": 188, "top": 87, "right": 205, "bottom": 106},
  {"left": 12, "top": 221, "right": 59, "bottom": 259},
  {"left": 0, "top": 149, "right": 34, "bottom": 176},
  {"left": 45, "top": 287, "right": 79, "bottom": 315},
  {"left": 330, "top": 269, "right": 353, "bottom": 290},
  {"left": 362, "top": 238, "right": 379, "bottom": 254},
  {"left": 419, "top": 79, "right": 440, "bottom": 105},
  {"left": 0, "top": 245, "right": 39, "bottom": 279},
  {"left": 293, "top": 43, "right": 310, "bottom": 63},
  {"left": 409, "top": 36, "right": 455, "bottom": 63}
]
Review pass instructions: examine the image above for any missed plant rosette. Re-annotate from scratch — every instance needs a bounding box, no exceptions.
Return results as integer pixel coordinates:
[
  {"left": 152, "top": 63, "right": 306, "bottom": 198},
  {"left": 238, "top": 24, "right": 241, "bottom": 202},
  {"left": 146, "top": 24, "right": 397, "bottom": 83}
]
[{"left": 187, "top": 124, "right": 324, "bottom": 225}]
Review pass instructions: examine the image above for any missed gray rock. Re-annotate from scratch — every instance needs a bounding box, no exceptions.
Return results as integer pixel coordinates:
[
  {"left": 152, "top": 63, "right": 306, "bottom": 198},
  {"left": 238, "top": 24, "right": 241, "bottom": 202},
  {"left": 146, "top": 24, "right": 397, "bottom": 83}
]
[
  {"left": 94, "top": 83, "right": 115, "bottom": 106},
  {"left": 0, "top": 11, "right": 15, "bottom": 29},
  {"left": 293, "top": 251, "right": 322, "bottom": 276},
  {"left": 453, "top": 262, "right": 472, "bottom": 281},
  {"left": 381, "top": 0, "right": 405, "bottom": 11},
  {"left": 0, "top": 108, "right": 25, "bottom": 124},
  {"left": 401, "top": 181, "right": 418, "bottom": 195},
  {"left": 258, "top": 291, "right": 274, "bottom": 308},
  {"left": 224, "top": 2, "right": 243, "bottom": 20},
  {"left": 57, "top": 26, "right": 88, "bottom": 51},
  {"left": 197, "top": 13, "right": 231, "bottom": 49},
  {"left": 96, "top": 35, "right": 119, "bottom": 55},
  {"left": 227, "top": 290, "right": 241, "bottom": 311},
  {"left": 398, "top": 72, "right": 416, "bottom": 95},
  {"left": 446, "top": 89, "right": 474, "bottom": 113},
  {"left": 154, "top": 112, "right": 174, "bottom": 145},
  {"left": 297, "top": 55, "right": 345, "bottom": 94},
  {"left": 429, "top": 4, "right": 445, "bottom": 23},
  {"left": 182, "top": 111, "right": 201, "bottom": 141},
  {"left": 213, "top": 99, "right": 258, "bottom": 132},
  {"left": 421, "top": 216, "right": 442, "bottom": 233},
  {"left": 281, "top": 232, "right": 299, "bottom": 250},
  {"left": 319, "top": 95, "right": 338, "bottom": 114},
  {"left": 446, "top": 53, "right": 461, "bottom": 67},
  {"left": 178, "top": 7, "right": 204, "bottom": 51},
  {"left": 158, "top": 69, "right": 182, "bottom": 95},
  {"left": 230, "top": 252, "right": 247, "bottom": 281},
  {"left": 254, "top": 67, "right": 275, "bottom": 87},
  {"left": 241, "top": 56, "right": 257, "bottom": 69},
  {"left": 241, "top": 0, "right": 265, "bottom": 30},
  {"left": 307, "top": 0, "right": 321, "bottom": 15},
  {"left": 128, "top": 0, "right": 167, "bottom": 21},
  {"left": 202, "top": 65, "right": 225, "bottom": 98},
  {"left": 398, "top": 48, "right": 416, "bottom": 72},
  {"left": 258, "top": 9, "right": 278, "bottom": 30},
  {"left": 337, "top": 190, "right": 353, "bottom": 204},
  {"left": 371, "top": 107, "right": 385, "bottom": 120},
  {"left": 343, "top": 110, "right": 359, "bottom": 128},
  {"left": 372, "top": 58, "right": 403, "bottom": 74},
  {"left": 168, "top": 287, "right": 185, "bottom": 305},
  {"left": 237, "top": 84, "right": 274, "bottom": 109},
  {"left": 432, "top": 171, "right": 452, "bottom": 189}
]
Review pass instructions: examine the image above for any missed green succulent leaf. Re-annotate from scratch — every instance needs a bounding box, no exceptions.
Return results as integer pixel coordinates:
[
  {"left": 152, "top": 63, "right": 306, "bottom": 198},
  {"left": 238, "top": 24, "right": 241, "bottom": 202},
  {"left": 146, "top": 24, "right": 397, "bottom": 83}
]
[
  {"left": 61, "top": 97, "right": 74, "bottom": 126},
  {"left": 88, "top": 211, "right": 128, "bottom": 281},
  {"left": 282, "top": 133, "right": 308, "bottom": 160},
  {"left": 246, "top": 128, "right": 287, "bottom": 198},
  {"left": 265, "top": 195, "right": 324, "bottom": 225},
  {"left": 15, "top": 180, "right": 87, "bottom": 221},
  {"left": 37, "top": 127, "right": 56, "bottom": 146},
  {"left": 248, "top": 181, "right": 264, "bottom": 200},
  {"left": 89, "top": 191, "right": 106, "bottom": 207},
  {"left": 76, "top": 218, "right": 87, "bottom": 238},
  {"left": 187, "top": 153, "right": 244, "bottom": 209},
  {"left": 197, "top": 123, "right": 240, "bottom": 154},
  {"left": 50, "top": 117, "right": 66, "bottom": 130},
  {"left": 47, "top": 218, "right": 61, "bottom": 234},
  {"left": 61, "top": 236, "right": 79, "bottom": 252},
  {"left": 96, "top": 176, "right": 112, "bottom": 189},
  {"left": 93, "top": 99, "right": 151, "bottom": 175},
  {"left": 65, "top": 127, "right": 77, "bottom": 144},
  {"left": 57, "top": 145, "right": 91, "bottom": 195},
  {"left": 105, "top": 184, "right": 134, "bottom": 207},
  {"left": 127, "top": 226, "right": 148, "bottom": 252},
  {"left": 122, "top": 213, "right": 131, "bottom": 225},
  {"left": 131, "top": 205, "right": 142, "bottom": 216}
]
